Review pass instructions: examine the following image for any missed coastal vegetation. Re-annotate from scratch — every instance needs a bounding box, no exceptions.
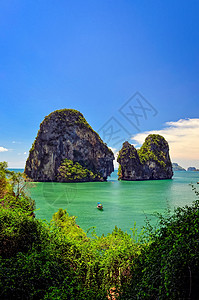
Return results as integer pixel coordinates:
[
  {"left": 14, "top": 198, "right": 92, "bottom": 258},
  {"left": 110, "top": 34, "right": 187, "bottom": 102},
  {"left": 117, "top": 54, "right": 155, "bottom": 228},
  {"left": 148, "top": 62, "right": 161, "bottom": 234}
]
[
  {"left": 138, "top": 134, "right": 168, "bottom": 167},
  {"left": 1, "top": 162, "right": 199, "bottom": 299},
  {"left": 57, "top": 159, "right": 103, "bottom": 182}
]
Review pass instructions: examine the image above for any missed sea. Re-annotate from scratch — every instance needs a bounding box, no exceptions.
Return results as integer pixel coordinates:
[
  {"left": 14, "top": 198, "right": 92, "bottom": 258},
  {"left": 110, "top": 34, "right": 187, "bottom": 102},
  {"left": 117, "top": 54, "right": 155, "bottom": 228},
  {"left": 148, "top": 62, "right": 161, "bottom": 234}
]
[{"left": 8, "top": 169, "right": 199, "bottom": 236}]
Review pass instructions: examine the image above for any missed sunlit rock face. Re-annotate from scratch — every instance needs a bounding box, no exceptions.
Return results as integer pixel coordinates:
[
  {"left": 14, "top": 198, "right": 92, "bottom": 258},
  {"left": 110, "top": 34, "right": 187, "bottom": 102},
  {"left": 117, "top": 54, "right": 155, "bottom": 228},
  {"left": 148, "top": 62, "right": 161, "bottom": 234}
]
[
  {"left": 117, "top": 134, "right": 173, "bottom": 181},
  {"left": 25, "top": 109, "right": 114, "bottom": 182}
]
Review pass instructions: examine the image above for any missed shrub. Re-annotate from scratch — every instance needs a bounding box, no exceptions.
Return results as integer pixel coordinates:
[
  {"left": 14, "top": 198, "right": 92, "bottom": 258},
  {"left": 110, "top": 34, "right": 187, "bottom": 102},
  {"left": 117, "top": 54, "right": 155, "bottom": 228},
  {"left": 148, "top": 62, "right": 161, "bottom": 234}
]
[
  {"left": 57, "top": 158, "right": 103, "bottom": 182},
  {"left": 127, "top": 189, "right": 199, "bottom": 299}
]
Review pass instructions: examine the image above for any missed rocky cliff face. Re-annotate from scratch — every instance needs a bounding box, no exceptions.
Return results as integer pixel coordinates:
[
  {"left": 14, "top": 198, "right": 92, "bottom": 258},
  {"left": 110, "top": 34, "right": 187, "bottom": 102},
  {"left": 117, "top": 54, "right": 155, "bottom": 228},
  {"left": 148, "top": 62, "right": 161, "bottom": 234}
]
[
  {"left": 25, "top": 109, "right": 114, "bottom": 182},
  {"left": 117, "top": 134, "right": 173, "bottom": 180}
]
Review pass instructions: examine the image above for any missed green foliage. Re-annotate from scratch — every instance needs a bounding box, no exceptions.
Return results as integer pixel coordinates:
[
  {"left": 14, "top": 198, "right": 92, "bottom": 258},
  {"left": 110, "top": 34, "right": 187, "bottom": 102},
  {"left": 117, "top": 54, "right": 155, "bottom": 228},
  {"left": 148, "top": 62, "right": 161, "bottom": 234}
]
[
  {"left": 0, "top": 161, "right": 10, "bottom": 176},
  {"left": 51, "top": 209, "right": 142, "bottom": 293},
  {"left": 8, "top": 171, "right": 28, "bottom": 197},
  {"left": 0, "top": 162, "right": 35, "bottom": 214},
  {"left": 0, "top": 251, "right": 73, "bottom": 300},
  {"left": 117, "top": 136, "right": 171, "bottom": 179},
  {"left": 87, "top": 226, "right": 143, "bottom": 292},
  {"left": 0, "top": 199, "right": 143, "bottom": 299},
  {"left": 2, "top": 194, "right": 199, "bottom": 299},
  {"left": 57, "top": 158, "right": 103, "bottom": 182},
  {"left": 117, "top": 142, "right": 137, "bottom": 163},
  {"left": 52, "top": 208, "right": 87, "bottom": 242},
  {"left": 126, "top": 186, "right": 199, "bottom": 299},
  {"left": 0, "top": 208, "right": 45, "bottom": 258},
  {"left": 0, "top": 162, "right": 12, "bottom": 198},
  {"left": 1, "top": 159, "right": 199, "bottom": 299},
  {"left": 118, "top": 164, "right": 122, "bottom": 179},
  {"left": 138, "top": 134, "right": 167, "bottom": 167},
  {"left": 1, "top": 193, "right": 35, "bottom": 214},
  {"left": 43, "top": 108, "right": 91, "bottom": 129},
  {"left": 0, "top": 206, "right": 85, "bottom": 300}
]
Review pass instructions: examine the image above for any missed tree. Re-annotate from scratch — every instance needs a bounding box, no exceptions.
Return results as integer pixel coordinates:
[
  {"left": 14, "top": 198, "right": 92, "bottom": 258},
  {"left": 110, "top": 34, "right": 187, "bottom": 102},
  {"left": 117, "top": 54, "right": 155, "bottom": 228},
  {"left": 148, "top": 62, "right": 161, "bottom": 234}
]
[{"left": 0, "top": 162, "right": 12, "bottom": 198}]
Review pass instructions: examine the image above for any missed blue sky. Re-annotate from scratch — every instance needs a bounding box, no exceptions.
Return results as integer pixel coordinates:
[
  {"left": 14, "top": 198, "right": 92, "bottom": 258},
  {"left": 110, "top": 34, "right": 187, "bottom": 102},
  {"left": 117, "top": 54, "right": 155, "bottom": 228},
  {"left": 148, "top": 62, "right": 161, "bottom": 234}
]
[{"left": 0, "top": 0, "right": 199, "bottom": 168}]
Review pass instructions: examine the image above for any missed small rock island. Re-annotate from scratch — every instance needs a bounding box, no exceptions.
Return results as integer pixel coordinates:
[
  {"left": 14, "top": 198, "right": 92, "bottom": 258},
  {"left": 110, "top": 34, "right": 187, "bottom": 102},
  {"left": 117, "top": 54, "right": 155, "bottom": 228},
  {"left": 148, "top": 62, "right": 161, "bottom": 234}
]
[
  {"left": 187, "top": 167, "right": 199, "bottom": 172},
  {"left": 172, "top": 163, "right": 186, "bottom": 171},
  {"left": 117, "top": 134, "right": 173, "bottom": 180},
  {"left": 25, "top": 109, "right": 114, "bottom": 182}
]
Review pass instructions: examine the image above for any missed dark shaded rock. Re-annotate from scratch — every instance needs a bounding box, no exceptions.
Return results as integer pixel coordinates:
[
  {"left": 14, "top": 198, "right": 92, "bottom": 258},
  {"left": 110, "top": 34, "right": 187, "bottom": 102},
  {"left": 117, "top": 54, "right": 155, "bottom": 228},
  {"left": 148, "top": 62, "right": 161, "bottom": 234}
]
[
  {"left": 117, "top": 142, "right": 143, "bottom": 180},
  {"left": 187, "top": 167, "right": 197, "bottom": 171},
  {"left": 172, "top": 163, "right": 186, "bottom": 171},
  {"left": 25, "top": 109, "right": 114, "bottom": 182},
  {"left": 117, "top": 134, "right": 173, "bottom": 181}
]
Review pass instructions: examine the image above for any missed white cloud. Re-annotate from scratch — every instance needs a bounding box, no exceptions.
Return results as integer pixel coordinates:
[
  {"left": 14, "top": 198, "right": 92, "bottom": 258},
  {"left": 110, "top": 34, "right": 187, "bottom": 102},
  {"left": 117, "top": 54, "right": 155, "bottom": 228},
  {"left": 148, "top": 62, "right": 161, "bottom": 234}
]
[
  {"left": 12, "top": 141, "right": 22, "bottom": 144},
  {"left": 24, "top": 152, "right": 27, "bottom": 155},
  {"left": 0, "top": 146, "right": 8, "bottom": 152},
  {"left": 108, "top": 147, "right": 117, "bottom": 153},
  {"left": 109, "top": 147, "right": 119, "bottom": 169},
  {"left": 131, "top": 118, "right": 199, "bottom": 169},
  {"left": 8, "top": 160, "right": 26, "bottom": 168}
]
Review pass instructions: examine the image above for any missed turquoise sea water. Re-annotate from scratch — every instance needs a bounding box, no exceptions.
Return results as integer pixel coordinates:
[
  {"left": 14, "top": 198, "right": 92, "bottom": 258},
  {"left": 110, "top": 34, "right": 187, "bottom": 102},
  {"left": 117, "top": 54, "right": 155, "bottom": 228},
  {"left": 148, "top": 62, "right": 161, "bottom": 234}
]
[
  {"left": 25, "top": 170, "right": 199, "bottom": 236},
  {"left": 8, "top": 169, "right": 24, "bottom": 173}
]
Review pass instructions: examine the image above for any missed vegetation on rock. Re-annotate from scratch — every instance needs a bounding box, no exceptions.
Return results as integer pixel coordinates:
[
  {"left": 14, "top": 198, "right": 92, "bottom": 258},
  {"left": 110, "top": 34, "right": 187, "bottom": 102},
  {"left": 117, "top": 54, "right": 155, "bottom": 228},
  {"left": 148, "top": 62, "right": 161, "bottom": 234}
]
[
  {"left": 117, "top": 134, "right": 173, "bottom": 180},
  {"left": 57, "top": 159, "right": 103, "bottom": 182},
  {"left": 117, "top": 164, "right": 122, "bottom": 179},
  {"left": 25, "top": 109, "right": 114, "bottom": 182},
  {"left": 138, "top": 134, "right": 168, "bottom": 167}
]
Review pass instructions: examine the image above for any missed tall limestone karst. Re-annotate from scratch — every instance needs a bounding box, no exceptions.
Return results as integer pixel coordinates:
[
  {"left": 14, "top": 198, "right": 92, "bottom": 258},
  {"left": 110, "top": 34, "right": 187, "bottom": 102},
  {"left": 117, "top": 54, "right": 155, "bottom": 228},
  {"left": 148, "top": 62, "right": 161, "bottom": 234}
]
[
  {"left": 25, "top": 109, "right": 114, "bottom": 182},
  {"left": 117, "top": 134, "right": 173, "bottom": 180}
]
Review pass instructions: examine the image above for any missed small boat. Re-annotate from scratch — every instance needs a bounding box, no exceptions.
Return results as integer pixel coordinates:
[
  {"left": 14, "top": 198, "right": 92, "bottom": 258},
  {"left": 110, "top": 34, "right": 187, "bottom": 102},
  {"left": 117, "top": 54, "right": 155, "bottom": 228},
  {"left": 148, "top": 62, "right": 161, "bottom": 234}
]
[
  {"left": 97, "top": 202, "right": 103, "bottom": 210},
  {"left": 197, "top": 182, "right": 199, "bottom": 184}
]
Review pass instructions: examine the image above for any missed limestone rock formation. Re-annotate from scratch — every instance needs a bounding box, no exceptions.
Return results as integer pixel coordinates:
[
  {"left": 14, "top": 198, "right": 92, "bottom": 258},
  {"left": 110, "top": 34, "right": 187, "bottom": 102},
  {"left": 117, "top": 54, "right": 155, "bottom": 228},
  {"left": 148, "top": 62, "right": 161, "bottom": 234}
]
[
  {"left": 117, "top": 134, "right": 173, "bottom": 180},
  {"left": 117, "top": 142, "right": 143, "bottom": 180},
  {"left": 25, "top": 109, "right": 114, "bottom": 182},
  {"left": 172, "top": 163, "right": 186, "bottom": 171}
]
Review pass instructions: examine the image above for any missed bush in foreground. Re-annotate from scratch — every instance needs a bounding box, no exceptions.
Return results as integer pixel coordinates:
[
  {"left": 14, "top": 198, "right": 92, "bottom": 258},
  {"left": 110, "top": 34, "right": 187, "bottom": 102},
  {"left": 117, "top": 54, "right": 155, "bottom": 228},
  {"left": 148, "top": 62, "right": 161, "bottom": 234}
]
[
  {"left": 127, "top": 187, "right": 199, "bottom": 299},
  {"left": 1, "top": 161, "right": 199, "bottom": 299}
]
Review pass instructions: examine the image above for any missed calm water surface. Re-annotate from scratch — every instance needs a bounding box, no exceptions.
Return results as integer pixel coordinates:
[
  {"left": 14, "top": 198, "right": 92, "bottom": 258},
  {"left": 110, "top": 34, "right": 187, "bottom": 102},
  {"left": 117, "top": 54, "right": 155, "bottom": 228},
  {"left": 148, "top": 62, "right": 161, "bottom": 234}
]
[{"left": 27, "top": 171, "right": 199, "bottom": 236}]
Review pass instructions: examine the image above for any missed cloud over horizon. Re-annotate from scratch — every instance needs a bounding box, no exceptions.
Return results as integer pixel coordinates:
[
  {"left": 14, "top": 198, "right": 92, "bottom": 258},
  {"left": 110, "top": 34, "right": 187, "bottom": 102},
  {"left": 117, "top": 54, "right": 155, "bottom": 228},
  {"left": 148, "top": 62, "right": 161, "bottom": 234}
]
[
  {"left": 0, "top": 146, "right": 8, "bottom": 152},
  {"left": 131, "top": 118, "right": 199, "bottom": 169}
]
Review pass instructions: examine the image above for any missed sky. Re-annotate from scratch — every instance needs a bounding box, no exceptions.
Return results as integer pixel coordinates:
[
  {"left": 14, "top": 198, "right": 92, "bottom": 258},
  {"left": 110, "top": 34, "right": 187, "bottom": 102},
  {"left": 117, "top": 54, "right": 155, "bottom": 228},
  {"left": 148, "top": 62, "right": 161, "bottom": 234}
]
[{"left": 0, "top": 0, "right": 199, "bottom": 168}]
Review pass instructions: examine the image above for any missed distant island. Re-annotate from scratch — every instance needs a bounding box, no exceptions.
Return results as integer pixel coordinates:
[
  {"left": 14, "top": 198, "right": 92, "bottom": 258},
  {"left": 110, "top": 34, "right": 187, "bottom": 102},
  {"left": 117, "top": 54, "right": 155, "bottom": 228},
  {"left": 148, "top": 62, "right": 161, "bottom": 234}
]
[
  {"left": 117, "top": 134, "right": 173, "bottom": 180},
  {"left": 25, "top": 109, "right": 114, "bottom": 182},
  {"left": 172, "top": 164, "right": 199, "bottom": 172},
  {"left": 187, "top": 167, "right": 199, "bottom": 172},
  {"left": 172, "top": 163, "right": 186, "bottom": 171}
]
